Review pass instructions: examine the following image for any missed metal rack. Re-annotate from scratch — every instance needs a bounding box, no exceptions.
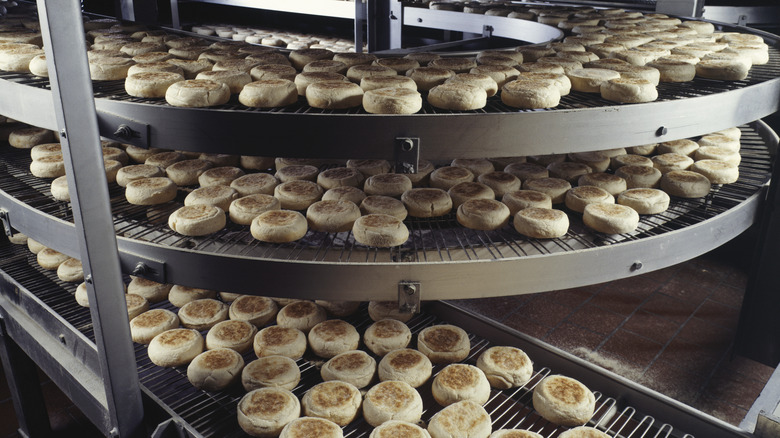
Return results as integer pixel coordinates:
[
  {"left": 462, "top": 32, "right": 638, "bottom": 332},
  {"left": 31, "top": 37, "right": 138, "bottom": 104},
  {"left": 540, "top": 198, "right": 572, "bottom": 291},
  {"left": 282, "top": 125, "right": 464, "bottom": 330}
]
[
  {"left": 0, "top": 1, "right": 779, "bottom": 437},
  {"left": 0, "top": 122, "right": 774, "bottom": 300},
  {"left": 0, "top": 245, "right": 764, "bottom": 437}
]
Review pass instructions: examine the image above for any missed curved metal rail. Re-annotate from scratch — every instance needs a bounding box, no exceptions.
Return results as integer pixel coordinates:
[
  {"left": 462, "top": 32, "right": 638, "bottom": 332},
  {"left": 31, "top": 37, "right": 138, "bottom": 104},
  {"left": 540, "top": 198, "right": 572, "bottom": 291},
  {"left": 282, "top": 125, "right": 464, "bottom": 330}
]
[{"left": 0, "top": 122, "right": 772, "bottom": 301}]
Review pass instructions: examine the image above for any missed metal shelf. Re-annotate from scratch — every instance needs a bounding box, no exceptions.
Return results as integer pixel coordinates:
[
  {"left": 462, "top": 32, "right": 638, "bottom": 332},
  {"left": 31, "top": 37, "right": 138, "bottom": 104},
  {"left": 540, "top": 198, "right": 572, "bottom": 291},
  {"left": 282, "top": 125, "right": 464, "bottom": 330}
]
[
  {"left": 0, "top": 254, "right": 765, "bottom": 437},
  {"left": 0, "top": 122, "right": 772, "bottom": 301}
]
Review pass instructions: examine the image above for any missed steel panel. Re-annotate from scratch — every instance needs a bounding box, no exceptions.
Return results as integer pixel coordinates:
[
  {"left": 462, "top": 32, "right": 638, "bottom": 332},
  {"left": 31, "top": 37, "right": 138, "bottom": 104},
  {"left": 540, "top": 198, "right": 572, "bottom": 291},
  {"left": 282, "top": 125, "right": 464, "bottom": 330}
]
[{"left": 402, "top": 7, "right": 564, "bottom": 43}]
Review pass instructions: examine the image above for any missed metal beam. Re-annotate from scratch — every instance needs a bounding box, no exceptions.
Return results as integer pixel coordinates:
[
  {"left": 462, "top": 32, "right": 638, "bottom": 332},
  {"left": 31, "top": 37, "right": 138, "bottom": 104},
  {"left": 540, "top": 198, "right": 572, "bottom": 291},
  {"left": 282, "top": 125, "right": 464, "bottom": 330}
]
[{"left": 37, "top": 1, "right": 145, "bottom": 437}]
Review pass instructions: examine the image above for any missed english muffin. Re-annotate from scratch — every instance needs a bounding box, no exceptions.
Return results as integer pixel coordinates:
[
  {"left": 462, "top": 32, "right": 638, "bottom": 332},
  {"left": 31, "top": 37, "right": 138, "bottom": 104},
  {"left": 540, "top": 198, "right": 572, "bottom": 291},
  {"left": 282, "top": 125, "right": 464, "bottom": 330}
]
[
  {"left": 187, "top": 347, "right": 244, "bottom": 391},
  {"left": 205, "top": 319, "right": 257, "bottom": 353},
  {"left": 378, "top": 348, "right": 433, "bottom": 388},
  {"left": 229, "top": 295, "right": 279, "bottom": 327},
  {"left": 368, "top": 300, "right": 414, "bottom": 323},
  {"left": 476, "top": 346, "right": 534, "bottom": 389},
  {"left": 427, "top": 400, "right": 492, "bottom": 438},
  {"left": 321, "top": 349, "right": 377, "bottom": 389},
  {"left": 130, "top": 309, "right": 180, "bottom": 344},
  {"left": 363, "top": 380, "right": 423, "bottom": 426},
  {"left": 254, "top": 326, "right": 307, "bottom": 359},
  {"left": 276, "top": 300, "right": 327, "bottom": 333},
  {"left": 369, "top": 421, "right": 431, "bottom": 438},
  {"left": 238, "top": 387, "right": 301, "bottom": 437},
  {"left": 308, "top": 319, "right": 360, "bottom": 358},
  {"left": 417, "top": 324, "right": 470, "bottom": 364},
  {"left": 242, "top": 355, "right": 301, "bottom": 392},
  {"left": 532, "top": 374, "right": 595, "bottom": 426},
  {"left": 432, "top": 363, "right": 491, "bottom": 406},
  {"left": 279, "top": 417, "right": 343, "bottom": 438},
  {"left": 178, "top": 298, "right": 228, "bottom": 331},
  {"left": 302, "top": 380, "right": 362, "bottom": 426},
  {"left": 168, "top": 285, "right": 217, "bottom": 308},
  {"left": 148, "top": 328, "right": 204, "bottom": 367},
  {"left": 364, "top": 319, "right": 412, "bottom": 356}
]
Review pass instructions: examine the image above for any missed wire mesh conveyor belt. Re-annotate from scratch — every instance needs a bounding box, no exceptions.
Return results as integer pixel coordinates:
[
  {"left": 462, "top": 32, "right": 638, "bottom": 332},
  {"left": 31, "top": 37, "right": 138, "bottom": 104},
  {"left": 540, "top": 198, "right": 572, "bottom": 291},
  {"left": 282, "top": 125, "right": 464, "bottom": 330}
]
[
  {"left": 0, "top": 243, "right": 696, "bottom": 437},
  {"left": 1, "top": 45, "right": 779, "bottom": 116},
  {"left": 0, "top": 125, "right": 771, "bottom": 266}
]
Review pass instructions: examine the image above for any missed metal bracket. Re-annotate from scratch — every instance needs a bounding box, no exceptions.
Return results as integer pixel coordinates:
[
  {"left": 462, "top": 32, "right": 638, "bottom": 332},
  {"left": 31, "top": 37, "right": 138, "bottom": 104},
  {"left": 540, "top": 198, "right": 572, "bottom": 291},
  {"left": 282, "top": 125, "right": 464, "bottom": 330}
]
[
  {"left": 738, "top": 15, "right": 749, "bottom": 27},
  {"left": 152, "top": 419, "right": 194, "bottom": 438},
  {"left": 96, "top": 110, "right": 151, "bottom": 148},
  {"left": 398, "top": 281, "right": 421, "bottom": 314},
  {"left": 395, "top": 137, "right": 420, "bottom": 174},
  {"left": 119, "top": 252, "right": 167, "bottom": 283},
  {"left": 482, "top": 25, "right": 494, "bottom": 38},
  {"left": 0, "top": 210, "right": 11, "bottom": 237}
]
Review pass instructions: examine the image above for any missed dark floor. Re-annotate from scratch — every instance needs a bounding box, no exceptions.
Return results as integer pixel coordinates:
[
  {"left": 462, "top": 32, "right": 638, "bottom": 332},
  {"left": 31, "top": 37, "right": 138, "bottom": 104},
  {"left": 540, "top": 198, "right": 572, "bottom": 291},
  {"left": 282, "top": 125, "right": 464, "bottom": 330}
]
[
  {"left": 451, "top": 229, "right": 776, "bottom": 428},
  {"left": 0, "top": 231, "right": 776, "bottom": 437}
]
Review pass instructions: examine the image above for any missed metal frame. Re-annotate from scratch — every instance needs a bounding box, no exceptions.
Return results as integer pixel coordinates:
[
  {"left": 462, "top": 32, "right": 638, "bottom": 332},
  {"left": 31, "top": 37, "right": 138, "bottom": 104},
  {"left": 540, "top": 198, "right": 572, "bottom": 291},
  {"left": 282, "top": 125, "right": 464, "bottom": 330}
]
[
  {"left": 735, "top": 124, "right": 780, "bottom": 367},
  {"left": 0, "top": 2, "right": 779, "bottom": 436},
  {"left": 24, "top": 0, "right": 145, "bottom": 437},
  {"left": 0, "top": 121, "right": 771, "bottom": 301}
]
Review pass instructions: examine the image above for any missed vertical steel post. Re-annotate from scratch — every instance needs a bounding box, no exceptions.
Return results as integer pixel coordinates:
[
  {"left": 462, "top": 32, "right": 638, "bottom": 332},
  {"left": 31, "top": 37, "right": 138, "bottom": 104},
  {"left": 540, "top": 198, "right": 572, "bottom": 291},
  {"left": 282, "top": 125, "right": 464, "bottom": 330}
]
[
  {"left": 355, "top": 0, "right": 366, "bottom": 53},
  {"left": 37, "top": 1, "right": 145, "bottom": 436},
  {"left": 0, "top": 317, "right": 52, "bottom": 437},
  {"left": 735, "top": 164, "right": 780, "bottom": 366}
]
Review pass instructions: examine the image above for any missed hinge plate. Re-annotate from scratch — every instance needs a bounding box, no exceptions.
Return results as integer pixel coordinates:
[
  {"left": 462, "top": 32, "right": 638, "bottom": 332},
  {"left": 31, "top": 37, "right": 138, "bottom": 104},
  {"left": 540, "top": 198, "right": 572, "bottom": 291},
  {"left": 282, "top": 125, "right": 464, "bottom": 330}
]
[
  {"left": 395, "top": 137, "right": 420, "bottom": 174},
  {"left": 398, "top": 281, "right": 421, "bottom": 314},
  {"left": 0, "top": 210, "right": 11, "bottom": 237}
]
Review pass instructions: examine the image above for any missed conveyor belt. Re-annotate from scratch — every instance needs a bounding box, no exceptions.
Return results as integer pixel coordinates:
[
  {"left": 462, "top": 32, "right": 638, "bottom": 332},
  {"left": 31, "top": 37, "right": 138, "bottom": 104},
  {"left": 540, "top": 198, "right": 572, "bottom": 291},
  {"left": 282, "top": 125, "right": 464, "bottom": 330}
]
[
  {"left": 2, "top": 45, "right": 779, "bottom": 116},
  {"left": 0, "top": 242, "right": 699, "bottom": 437},
  {"left": 0, "top": 125, "right": 770, "bottom": 265}
]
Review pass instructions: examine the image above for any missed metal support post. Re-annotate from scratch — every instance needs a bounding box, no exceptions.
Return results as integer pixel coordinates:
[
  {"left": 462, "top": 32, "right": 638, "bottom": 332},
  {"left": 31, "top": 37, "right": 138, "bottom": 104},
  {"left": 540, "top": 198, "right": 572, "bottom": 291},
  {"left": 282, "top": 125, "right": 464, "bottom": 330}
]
[
  {"left": 0, "top": 317, "right": 52, "bottom": 438},
  {"left": 355, "top": 0, "right": 366, "bottom": 53},
  {"left": 735, "top": 123, "right": 780, "bottom": 367},
  {"left": 37, "top": 1, "right": 145, "bottom": 437}
]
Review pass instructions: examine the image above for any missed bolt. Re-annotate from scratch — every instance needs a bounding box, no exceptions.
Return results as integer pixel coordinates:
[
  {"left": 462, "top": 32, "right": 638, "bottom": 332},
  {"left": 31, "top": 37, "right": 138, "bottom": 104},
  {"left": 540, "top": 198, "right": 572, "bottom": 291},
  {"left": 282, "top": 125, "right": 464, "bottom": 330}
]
[
  {"left": 113, "top": 124, "right": 134, "bottom": 138},
  {"left": 401, "top": 139, "right": 415, "bottom": 152},
  {"left": 132, "top": 262, "right": 148, "bottom": 276},
  {"left": 85, "top": 274, "right": 93, "bottom": 284},
  {"left": 59, "top": 334, "right": 66, "bottom": 345},
  {"left": 631, "top": 262, "right": 643, "bottom": 271},
  {"left": 59, "top": 129, "right": 66, "bottom": 139},
  {"left": 417, "top": 17, "right": 422, "bottom": 23},
  {"left": 404, "top": 284, "right": 416, "bottom": 295},
  {"left": 656, "top": 126, "right": 668, "bottom": 136}
]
